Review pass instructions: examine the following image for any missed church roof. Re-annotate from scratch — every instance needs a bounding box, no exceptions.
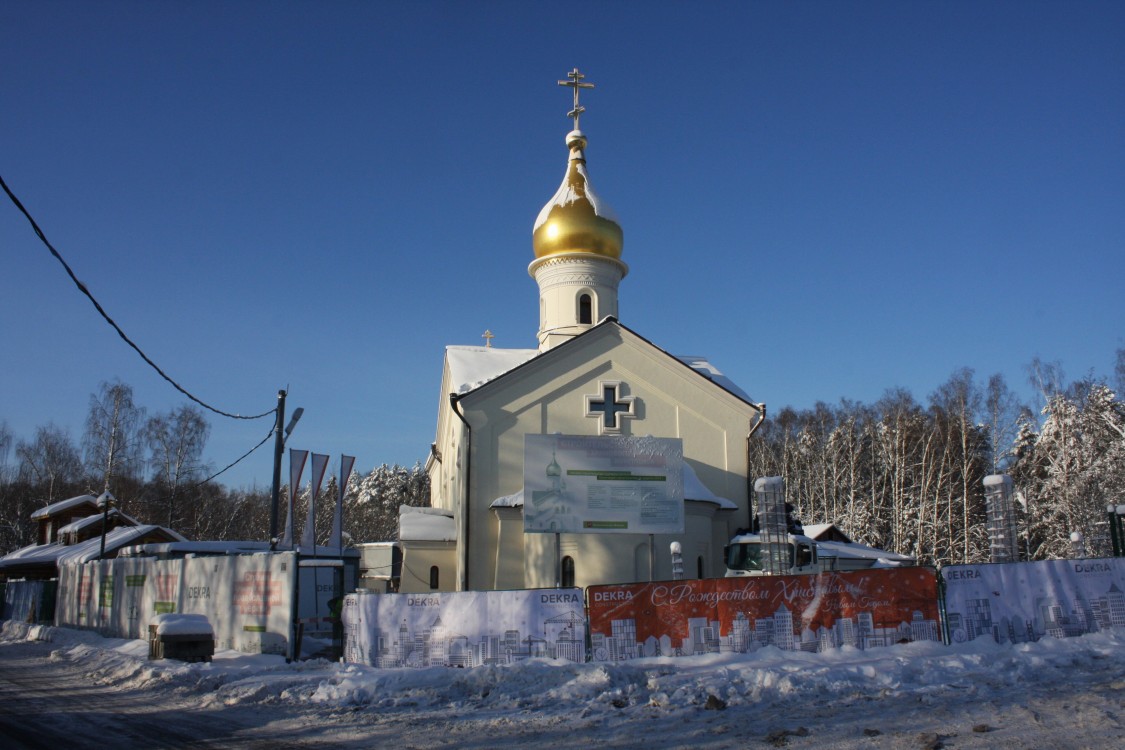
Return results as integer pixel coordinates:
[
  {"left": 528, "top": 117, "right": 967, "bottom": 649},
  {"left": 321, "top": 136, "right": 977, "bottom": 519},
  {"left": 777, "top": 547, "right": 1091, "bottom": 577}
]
[
  {"left": 399, "top": 505, "right": 456, "bottom": 542},
  {"left": 446, "top": 319, "right": 757, "bottom": 405},
  {"left": 532, "top": 69, "right": 623, "bottom": 262},
  {"left": 446, "top": 345, "right": 539, "bottom": 395}
]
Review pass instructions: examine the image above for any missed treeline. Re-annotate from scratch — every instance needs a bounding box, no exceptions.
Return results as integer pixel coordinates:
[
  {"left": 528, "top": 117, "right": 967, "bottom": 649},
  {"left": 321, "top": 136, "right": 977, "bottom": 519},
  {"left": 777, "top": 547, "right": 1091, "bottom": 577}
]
[
  {"left": 748, "top": 353, "right": 1125, "bottom": 567},
  {"left": 0, "top": 380, "right": 430, "bottom": 554},
  {"left": 6, "top": 352, "right": 1123, "bottom": 568}
]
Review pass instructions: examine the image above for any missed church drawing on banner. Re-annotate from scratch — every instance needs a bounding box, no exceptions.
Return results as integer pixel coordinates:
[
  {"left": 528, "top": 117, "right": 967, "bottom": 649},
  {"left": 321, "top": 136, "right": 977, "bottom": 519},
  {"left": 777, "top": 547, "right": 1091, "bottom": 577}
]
[{"left": 399, "top": 70, "right": 766, "bottom": 592}]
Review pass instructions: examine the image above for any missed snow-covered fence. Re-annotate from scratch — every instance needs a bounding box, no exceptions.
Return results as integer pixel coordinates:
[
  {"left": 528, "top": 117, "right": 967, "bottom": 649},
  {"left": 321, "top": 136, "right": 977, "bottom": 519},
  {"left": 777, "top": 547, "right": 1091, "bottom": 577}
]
[
  {"left": 55, "top": 552, "right": 297, "bottom": 655},
  {"left": 0, "top": 579, "right": 56, "bottom": 623},
  {"left": 941, "top": 557, "right": 1125, "bottom": 644},
  {"left": 342, "top": 588, "right": 587, "bottom": 667},
  {"left": 586, "top": 568, "right": 942, "bottom": 662}
]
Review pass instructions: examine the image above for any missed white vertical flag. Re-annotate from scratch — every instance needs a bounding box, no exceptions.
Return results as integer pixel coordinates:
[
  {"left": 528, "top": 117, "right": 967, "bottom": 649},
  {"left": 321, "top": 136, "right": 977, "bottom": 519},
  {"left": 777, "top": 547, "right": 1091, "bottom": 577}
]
[
  {"left": 282, "top": 449, "right": 309, "bottom": 549},
  {"left": 301, "top": 453, "right": 330, "bottom": 551},
  {"left": 331, "top": 455, "right": 356, "bottom": 550}
]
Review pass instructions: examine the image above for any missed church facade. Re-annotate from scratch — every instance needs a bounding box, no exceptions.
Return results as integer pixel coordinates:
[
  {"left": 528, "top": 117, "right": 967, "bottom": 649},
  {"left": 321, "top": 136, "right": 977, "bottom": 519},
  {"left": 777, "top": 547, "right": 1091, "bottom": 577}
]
[{"left": 408, "top": 71, "right": 765, "bottom": 593}]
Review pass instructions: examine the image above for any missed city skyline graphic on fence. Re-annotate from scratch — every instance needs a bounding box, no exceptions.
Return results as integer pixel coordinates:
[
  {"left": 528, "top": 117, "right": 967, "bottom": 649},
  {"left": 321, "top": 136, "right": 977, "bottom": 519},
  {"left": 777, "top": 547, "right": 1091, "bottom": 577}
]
[
  {"left": 590, "top": 603, "right": 941, "bottom": 662},
  {"left": 947, "top": 580, "right": 1125, "bottom": 644},
  {"left": 345, "top": 609, "right": 588, "bottom": 668},
  {"left": 586, "top": 569, "right": 942, "bottom": 662}
]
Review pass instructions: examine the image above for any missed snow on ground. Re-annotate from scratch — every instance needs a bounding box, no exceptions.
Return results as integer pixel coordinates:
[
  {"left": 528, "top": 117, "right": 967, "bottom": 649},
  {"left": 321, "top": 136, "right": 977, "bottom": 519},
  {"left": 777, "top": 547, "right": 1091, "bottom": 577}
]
[{"left": 3, "top": 620, "right": 1124, "bottom": 748}]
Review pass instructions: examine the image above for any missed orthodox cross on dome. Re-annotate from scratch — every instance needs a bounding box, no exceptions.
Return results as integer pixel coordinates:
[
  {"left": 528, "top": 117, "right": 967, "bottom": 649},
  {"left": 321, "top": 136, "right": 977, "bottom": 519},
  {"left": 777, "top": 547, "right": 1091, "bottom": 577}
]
[
  {"left": 482, "top": 329, "right": 495, "bottom": 348},
  {"left": 585, "top": 381, "right": 635, "bottom": 434},
  {"left": 558, "top": 68, "right": 595, "bottom": 130}
]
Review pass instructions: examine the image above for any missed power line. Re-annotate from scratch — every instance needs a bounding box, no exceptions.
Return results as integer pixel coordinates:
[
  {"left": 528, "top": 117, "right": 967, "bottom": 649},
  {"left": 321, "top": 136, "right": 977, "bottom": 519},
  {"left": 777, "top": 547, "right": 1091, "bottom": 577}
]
[
  {"left": 149, "top": 426, "right": 274, "bottom": 509},
  {"left": 1, "top": 171, "right": 274, "bottom": 421},
  {"left": 193, "top": 427, "right": 275, "bottom": 488}
]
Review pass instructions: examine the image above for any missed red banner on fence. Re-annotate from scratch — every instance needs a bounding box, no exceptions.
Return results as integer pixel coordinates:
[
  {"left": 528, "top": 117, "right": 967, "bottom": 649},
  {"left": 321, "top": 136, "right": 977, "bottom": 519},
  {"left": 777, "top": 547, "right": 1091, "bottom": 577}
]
[{"left": 586, "top": 568, "right": 939, "bottom": 662}]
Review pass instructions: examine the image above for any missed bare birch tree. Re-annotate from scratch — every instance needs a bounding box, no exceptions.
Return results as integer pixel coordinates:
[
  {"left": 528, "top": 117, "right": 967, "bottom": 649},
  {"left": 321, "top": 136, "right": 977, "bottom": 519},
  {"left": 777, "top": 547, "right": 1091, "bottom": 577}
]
[
  {"left": 144, "top": 405, "right": 210, "bottom": 528},
  {"left": 83, "top": 380, "right": 145, "bottom": 493}
]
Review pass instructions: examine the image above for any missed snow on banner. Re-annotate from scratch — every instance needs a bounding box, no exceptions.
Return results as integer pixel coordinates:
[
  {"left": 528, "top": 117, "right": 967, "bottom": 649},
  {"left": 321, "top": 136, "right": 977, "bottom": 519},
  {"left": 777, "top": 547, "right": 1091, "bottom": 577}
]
[
  {"left": 586, "top": 568, "right": 941, "bottom": 662},
  {"left": 342, "top": 588, "right": 587, "bottom": 667},
  {"left": 941, "top": 557, "right": 1125, "bottom": 644}
]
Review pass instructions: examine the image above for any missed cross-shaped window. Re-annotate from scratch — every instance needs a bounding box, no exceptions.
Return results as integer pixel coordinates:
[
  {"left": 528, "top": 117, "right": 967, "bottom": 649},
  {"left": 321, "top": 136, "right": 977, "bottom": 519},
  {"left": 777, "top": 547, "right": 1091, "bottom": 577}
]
[{"left": 585, "top": 381, "right": 635, "bottom": 434}]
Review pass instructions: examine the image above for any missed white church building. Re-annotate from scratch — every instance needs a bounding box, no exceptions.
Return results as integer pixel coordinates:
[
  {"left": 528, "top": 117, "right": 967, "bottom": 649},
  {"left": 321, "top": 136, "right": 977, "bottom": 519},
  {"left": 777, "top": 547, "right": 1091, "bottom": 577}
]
[{"left": 402, "top": 70, "right": 766, "bottom": 593}]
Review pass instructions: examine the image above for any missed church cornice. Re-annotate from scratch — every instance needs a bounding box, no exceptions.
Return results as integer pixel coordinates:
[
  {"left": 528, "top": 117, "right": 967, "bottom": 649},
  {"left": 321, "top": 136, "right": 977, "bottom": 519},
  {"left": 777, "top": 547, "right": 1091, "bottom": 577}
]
[{"left": 528, "top": 251, "right": 628, "bottom": 279}]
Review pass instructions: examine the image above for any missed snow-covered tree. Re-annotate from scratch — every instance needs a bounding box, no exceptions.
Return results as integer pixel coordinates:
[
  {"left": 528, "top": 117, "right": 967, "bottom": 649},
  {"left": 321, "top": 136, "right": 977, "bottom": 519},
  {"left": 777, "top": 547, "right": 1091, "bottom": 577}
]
[{"left": 345, "top": 463, "right": 430, "bottom": 543}]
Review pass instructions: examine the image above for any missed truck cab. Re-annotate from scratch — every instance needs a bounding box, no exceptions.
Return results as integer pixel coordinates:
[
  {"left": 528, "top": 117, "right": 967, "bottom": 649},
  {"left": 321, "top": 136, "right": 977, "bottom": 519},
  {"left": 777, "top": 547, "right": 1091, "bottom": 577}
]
[
  {"left": 724, "top": 533, "right": 820, "bottom": 576},
  {"left": 724, "top": 531, "right": 914, "bottom": 577}
]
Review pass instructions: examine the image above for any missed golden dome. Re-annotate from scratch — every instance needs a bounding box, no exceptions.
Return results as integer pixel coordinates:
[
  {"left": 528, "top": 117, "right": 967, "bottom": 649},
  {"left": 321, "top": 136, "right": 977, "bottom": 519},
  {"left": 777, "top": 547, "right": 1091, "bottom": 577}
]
[{"left": 532, "top": 129, "right": 623, "bottom": 260}]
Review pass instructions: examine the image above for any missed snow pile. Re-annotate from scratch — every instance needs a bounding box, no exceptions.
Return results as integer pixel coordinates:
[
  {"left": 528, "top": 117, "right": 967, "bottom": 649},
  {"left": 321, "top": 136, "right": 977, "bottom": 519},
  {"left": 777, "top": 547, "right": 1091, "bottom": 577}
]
[
  {"left": 151, "top": 613, "right": 214, "bottom": 636},
  {"left": 4, "top": 620, "right": 1124, "bottom": 747}
]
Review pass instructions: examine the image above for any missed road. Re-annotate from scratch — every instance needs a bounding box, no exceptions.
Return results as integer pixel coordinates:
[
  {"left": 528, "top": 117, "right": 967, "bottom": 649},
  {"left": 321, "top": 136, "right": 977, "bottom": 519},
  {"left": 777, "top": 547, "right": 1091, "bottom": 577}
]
[{"left": 0, "top": 637, "right": 331, "bottom": 749}]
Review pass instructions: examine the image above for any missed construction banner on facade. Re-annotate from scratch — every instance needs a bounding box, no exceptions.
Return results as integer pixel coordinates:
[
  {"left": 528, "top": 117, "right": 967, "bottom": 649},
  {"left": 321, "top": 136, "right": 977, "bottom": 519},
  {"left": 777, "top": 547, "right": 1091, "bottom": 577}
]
[
  {"left": 586, "top": 568, "right": 940, "bottom": 662},
  {"left": 342, "top": 588, "right": 587, "bottom": 667},
  {"left": 941, "top": 557, "right": 1125, "bottom": 644},
  {"left": 523, "top": 434, "right": 685, "bottom": 534}
]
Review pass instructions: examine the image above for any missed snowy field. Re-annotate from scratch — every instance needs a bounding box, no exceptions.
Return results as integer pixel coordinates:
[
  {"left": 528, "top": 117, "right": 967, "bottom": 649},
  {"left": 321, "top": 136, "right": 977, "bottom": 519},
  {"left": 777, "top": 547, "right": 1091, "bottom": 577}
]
[{"left": 2, "top": 620, "right": 1123, "bottom": 749}]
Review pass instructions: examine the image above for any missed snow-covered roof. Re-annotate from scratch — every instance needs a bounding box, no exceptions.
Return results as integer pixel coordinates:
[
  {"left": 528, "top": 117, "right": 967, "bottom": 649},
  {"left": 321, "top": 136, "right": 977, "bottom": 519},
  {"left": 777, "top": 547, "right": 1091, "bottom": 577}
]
[
  {"left": 0, "top": 524, "right": 187, "bottom": 571},
  {"left": 29, "top": 494, "right": 98, "bottom": 521},
  {"left": 446, "top": 345, "right": 540, "bottom": 395},
  {"left": 490, "top": 489, "right": 524, "bottom": 508},
  {"left": 57, "top": 513, "right": 108, "bottom": 535},
  {"left": 56, "top": 508, "right": 141, "bottom": 535},
  {"left": 446, "top": 344, "right": 752, "bottom": 404},
  {"left": 801, "top": 523, "right": 854, "bottom": 543},
  {"left": 399, "top": 506, "right": 456, "bottom": 542},
  {"left": 674, "top": 356, "right": 752, "bottom": 402},
  {"left": 55, "top": 525, "right": 187, "bottom": 565},
  {"left": 0, "top": 541, "right": 65, "bottom": 566},
  {"left": 815, "top": 539, "right": 915, "bottom": 564},
  {"left": 488, "top": 464, "right": 736, "bottom": 511},
  {"left": 682, "top": 463, "right": 738, "bottom": 509},
  {"left": 118, "top": 540, "right": 273, "bottom": 558}
]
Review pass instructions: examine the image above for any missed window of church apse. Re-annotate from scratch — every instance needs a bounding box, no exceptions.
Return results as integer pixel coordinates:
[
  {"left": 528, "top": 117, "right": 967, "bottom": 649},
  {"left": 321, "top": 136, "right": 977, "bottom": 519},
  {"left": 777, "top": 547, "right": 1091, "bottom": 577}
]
[
  {"left": 429, "top": 566, "right": 439, "bottom": 590},
  {"left": 697, "top": 556, "right": 705, "bottom": 579},
  {"left": 578, "top": 292, "right": 593, "bottom": 325},
  {"left": 561, "top": 555, "right": 576, "bottom": 588}
]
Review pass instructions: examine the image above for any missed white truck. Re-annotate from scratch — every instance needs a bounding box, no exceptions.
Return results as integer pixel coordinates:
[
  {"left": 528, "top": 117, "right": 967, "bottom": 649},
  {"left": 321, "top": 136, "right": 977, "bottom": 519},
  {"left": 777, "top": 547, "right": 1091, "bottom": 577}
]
[{"left": 723, "top": 530, "right": 915, "bottom": 577}]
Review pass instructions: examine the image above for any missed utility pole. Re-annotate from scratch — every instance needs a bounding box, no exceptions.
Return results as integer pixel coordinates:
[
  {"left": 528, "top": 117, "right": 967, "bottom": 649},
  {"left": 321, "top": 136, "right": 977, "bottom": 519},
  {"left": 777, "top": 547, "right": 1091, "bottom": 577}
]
[
  {"left": 269, "top": 390, "right": 286, "bottom": 549},
  {"left": 97, "top": 491, "right": 115, "bottom": 560},
  {"left": 269, "top": 389, "right": 303, "bottom": 550}
]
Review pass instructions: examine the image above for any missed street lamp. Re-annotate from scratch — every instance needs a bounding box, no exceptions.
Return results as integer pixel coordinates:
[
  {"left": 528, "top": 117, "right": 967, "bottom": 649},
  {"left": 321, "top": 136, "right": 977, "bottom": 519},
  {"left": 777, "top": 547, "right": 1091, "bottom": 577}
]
[
  {"left": 670, "top": 541, "right": 684, "bottom": 580},
  {"left": 97, "top": 491, "right": 116, "bottom": 560}
]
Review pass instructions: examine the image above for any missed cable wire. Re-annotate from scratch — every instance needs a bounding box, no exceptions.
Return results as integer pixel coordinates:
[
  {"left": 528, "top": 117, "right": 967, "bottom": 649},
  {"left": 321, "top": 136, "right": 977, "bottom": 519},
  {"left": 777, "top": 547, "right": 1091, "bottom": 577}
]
[
  {"left": 148, "top": 426, "right": 274, "bottom": 519},
  {"left": 2, "top": 171, "right": 275, "bottom": 421},
  {"left": 195, "top": 427, "right": 276, "bottom": 486}
]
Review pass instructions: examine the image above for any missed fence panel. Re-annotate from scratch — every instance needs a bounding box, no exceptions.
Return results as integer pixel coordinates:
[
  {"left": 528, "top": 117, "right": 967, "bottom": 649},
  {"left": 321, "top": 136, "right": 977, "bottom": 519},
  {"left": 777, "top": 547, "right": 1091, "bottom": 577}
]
[
  {"left": 342, "top": 588, "right": 586, "bottom": 667},
  {"left": 941, "top": 557, "right": 1125, "bottom": 644},
  {"left": 587, "top": 568, "right": 941, "bottom": 662}
]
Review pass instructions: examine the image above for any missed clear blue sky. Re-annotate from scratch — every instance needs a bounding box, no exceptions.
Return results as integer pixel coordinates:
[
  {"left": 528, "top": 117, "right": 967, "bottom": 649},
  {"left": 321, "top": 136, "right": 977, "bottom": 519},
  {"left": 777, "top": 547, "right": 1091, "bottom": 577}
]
[{"left": 3, "top": 1, "right": 1122, "bottom": 489}]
